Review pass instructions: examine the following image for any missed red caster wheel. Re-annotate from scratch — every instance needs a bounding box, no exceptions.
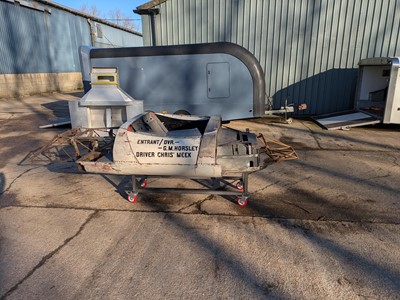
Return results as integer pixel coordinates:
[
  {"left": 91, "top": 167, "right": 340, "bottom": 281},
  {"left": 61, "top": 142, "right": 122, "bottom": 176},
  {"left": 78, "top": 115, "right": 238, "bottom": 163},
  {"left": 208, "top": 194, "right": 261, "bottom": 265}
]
[
  {"left": 127, "top": 193, "right": 138, "bottom": 203},
  {"left": 236, "top": 181, "right": 244, "bottom": 191},
  {"left": 140, "top": 180, "right": 147, "bottom": 188},
  {"left": 237, "top": 196, "right": 248, "bottom": 207}
]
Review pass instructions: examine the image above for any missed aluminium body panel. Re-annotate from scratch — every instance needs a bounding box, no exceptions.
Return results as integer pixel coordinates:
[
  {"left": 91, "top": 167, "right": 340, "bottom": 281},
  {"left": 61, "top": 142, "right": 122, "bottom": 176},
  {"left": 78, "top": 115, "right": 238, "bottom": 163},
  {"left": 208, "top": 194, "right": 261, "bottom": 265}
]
[
  {"left": 121, "top": 130, "right": 202, "bottom": 165},
  {"left": 78, "top": 112, "right": 267, "bottom": 178}
]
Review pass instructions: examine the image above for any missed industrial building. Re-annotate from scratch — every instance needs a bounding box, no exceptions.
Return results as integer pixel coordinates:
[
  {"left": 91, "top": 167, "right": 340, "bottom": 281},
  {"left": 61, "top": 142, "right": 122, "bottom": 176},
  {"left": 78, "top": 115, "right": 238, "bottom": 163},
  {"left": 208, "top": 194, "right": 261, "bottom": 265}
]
[
  {"left": 0, "top": 0, "right": 143, "bottom": 98},
  {"left": 136, "top": 0, "right": 400, "bottom": 115}
]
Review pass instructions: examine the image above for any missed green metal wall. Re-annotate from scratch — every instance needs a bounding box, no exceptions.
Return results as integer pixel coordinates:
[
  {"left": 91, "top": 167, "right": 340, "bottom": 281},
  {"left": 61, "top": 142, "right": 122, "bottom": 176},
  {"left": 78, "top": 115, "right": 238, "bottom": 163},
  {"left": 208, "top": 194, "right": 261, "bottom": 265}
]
[{"left": 142, "top": 0, "right": 400, "bottom": 115}]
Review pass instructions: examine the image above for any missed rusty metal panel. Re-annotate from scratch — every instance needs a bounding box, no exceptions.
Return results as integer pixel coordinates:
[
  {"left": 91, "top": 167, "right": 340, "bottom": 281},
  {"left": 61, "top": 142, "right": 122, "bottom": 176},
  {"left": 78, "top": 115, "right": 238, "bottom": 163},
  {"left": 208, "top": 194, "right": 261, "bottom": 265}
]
[{"left": 141, "top": 0, "right": 400, "bottom": 115}]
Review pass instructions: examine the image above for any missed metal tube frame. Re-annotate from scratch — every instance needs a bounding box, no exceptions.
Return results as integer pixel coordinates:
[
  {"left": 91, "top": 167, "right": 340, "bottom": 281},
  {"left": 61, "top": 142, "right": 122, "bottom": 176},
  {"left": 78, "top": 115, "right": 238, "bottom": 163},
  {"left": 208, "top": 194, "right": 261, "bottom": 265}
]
[{"left": 127, "top": 173, "right": 250, "bottom": 201}]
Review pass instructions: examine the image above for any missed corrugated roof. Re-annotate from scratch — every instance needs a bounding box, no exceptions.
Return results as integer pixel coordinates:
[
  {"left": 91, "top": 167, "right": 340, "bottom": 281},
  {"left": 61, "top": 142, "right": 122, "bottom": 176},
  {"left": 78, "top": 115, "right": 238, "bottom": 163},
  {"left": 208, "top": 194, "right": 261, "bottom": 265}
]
[
  {"left": 137, "top": 0, "right": 169, "bottom": 10},
  {"left": 35, "top": 0, "right": 142, "bottom": 36}
]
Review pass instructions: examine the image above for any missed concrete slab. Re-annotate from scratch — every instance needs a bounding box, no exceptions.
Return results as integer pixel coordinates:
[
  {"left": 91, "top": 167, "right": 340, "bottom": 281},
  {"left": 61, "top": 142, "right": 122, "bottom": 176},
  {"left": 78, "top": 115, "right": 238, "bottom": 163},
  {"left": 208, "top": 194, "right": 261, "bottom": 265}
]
[
  {"left": 0, "top": 167, "right": 209, "bottom": 212},
  {"left": 4, "top": 148, "right": 398, "bottom": 223},
  {"left": 2, "top": 211, "right": 399, "bottom": 299},
  {"left": 1, "top": 92, "right": 400, "bottom": 299},
  {"left": 0, "top": 207, "right": 92, "bottom": 297},
  {"left": 231, "top": 118, "right": 400, "bottom": 152},
  {"left": 245, "top": 149, "right": 400, "bottom": 223}
]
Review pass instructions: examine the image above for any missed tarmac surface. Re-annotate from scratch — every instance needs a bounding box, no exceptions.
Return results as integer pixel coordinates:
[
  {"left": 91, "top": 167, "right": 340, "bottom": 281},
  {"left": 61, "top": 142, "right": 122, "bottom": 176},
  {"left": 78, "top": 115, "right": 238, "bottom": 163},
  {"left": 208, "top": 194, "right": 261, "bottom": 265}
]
[{"left": 0, "top": 92, "right": 399, "bottom": 299}]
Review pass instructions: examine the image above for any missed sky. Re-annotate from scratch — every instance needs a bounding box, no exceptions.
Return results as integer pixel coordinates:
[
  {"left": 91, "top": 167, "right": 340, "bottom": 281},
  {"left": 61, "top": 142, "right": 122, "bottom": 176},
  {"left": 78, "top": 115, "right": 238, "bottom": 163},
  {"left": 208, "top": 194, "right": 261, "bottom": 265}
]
[{"left": 54, "top": 0, "right": 148, "bottom": 31}]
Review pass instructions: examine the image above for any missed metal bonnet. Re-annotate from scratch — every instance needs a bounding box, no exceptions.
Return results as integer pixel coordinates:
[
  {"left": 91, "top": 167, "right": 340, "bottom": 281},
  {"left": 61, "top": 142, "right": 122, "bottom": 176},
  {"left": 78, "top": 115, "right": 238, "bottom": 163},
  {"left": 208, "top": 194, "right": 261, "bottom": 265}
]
[
  {"left": 68, "top": 67, "right": 144, "bottom": 130},
  {"left": 79, "top": 67, "right": 136, "bottom": 107}
]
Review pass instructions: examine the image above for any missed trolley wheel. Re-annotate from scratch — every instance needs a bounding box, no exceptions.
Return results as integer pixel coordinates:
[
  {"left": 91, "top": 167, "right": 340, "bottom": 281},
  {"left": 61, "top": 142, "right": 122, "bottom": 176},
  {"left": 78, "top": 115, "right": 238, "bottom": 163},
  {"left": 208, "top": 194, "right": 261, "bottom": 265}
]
[
  {"left": 140, "top": 180, "right": 148, "bottom": 188},
  {"left": 236, "top": 181, "right": 244, "bottom": 191},
  {"left": 127, "top": 193, "right": 138, "bottom": 203},
  {"left": 286, "top": 117, "right": 293, "bottom": 124},
  {"left": 237, "top": 196, "right": 248, "bottom": 207}
]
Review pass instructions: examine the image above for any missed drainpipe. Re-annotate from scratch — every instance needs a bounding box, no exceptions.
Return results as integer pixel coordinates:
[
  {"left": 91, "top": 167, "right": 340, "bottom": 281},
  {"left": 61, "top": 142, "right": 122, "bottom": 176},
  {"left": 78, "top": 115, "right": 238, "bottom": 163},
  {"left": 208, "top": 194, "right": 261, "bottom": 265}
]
[
  {"left": 133, "top": 8, "right": 160, "bottom": 46},
  {"left": 87, "top": 18, "right": 95, "bottom": 46}
]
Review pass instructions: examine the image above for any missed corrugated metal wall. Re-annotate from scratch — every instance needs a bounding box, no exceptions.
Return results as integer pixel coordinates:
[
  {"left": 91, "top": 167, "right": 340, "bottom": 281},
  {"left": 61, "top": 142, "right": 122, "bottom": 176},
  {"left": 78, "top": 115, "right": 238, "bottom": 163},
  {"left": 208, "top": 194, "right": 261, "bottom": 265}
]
[
  {"left": 142, "top": 0, "right": 400, "bottom": 115},
  {"left": 0, "top": 1, "right": 88, "bottom": 73},
  {"left": 92, "top": 21, "right": 143, "bottom": 48},
  {"left": 0, "top": 0, "right": 142, "bottom": 74}
]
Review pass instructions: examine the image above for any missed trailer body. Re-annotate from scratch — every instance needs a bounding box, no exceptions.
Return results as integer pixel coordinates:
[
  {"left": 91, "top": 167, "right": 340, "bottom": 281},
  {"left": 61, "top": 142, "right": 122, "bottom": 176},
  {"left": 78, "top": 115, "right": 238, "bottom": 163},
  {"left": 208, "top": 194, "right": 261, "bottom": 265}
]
[
  {"left": 79, "top": 42, "right": 265, "bottom": 121},
  {"left": 314, "top": 57, "right": 400, "bottom": 130}
]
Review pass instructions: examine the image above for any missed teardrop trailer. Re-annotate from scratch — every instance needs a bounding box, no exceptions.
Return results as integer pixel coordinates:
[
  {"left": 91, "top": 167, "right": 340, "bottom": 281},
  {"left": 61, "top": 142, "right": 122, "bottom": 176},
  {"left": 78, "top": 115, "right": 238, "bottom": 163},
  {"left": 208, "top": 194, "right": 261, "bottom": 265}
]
[{"left": 79, "top": 42, "right": 298, "bottom": 121}]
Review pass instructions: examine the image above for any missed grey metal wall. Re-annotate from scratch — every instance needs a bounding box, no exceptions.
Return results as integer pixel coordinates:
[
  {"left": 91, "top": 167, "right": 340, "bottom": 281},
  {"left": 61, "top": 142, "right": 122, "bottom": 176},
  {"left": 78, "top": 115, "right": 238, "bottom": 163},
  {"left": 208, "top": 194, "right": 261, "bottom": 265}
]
[
  {"left": 92, "top": 21, "right": 143, "bottom": 48},
  {"left": 142, "top": 0, "right": 400, "bottom": 115},
  {"left": 0, "top": 0, "right": 142, "bottom": 74}
]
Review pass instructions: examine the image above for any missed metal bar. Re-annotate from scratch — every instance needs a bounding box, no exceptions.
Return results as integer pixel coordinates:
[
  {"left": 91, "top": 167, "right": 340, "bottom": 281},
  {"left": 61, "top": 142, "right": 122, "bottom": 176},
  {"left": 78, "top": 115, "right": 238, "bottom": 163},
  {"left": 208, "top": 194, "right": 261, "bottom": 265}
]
[
  {"left": 126, "top": 175, "right": 246, "bottom": 197},
  {"left": 136, "top": 188, "right": 244, "bottom": 196},
  {"left": 263, "top": 107, "right": 295, "bottom": 115},
  {"left": 132, "top": 175, "right": 138, "bottom": 193},
  {"left": 242, "top": 172, "right": 249, "bottom": 196}
]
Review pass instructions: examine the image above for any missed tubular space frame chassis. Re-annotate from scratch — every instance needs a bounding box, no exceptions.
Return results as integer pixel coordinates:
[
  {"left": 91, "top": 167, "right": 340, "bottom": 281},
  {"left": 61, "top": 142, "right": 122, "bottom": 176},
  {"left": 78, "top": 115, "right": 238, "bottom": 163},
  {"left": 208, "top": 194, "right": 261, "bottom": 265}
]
[{"left": 126, "top": 173, "right": 250, "bottom": 206}]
